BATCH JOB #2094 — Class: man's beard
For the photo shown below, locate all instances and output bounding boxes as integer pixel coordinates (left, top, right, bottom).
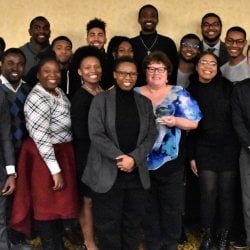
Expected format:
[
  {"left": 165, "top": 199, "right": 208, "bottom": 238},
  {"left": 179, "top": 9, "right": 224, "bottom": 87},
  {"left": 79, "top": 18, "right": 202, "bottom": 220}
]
[
  {"left": 35, "top": 37, "right": 49, "bottom": 46},
  {"left": 203, "top": 33, "right": 221, "bottom": 45}
]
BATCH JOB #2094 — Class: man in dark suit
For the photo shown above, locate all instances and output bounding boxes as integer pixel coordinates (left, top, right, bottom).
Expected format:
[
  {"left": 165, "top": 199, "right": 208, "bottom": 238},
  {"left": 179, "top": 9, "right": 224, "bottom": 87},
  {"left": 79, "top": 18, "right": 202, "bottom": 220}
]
[
  {"left": 200, "top": 12, "right": 228, "bottom": 66},
  {"left": 0, "top": 88, "right": 16, "bottom": 249}
]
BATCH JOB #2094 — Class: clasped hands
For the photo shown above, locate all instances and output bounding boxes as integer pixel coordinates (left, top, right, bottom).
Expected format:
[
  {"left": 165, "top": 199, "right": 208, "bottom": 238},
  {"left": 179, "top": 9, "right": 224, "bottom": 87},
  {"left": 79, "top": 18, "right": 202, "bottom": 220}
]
[{"left": 116, "top": 154, "right": 135, "bottom": 173}]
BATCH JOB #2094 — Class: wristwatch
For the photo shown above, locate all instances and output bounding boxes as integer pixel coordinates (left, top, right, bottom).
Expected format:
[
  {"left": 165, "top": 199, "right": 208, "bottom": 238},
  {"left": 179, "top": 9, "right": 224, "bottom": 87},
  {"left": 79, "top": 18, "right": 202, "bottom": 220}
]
[{"left": 8, "top": 173, "right": 17, "bottom": 178}]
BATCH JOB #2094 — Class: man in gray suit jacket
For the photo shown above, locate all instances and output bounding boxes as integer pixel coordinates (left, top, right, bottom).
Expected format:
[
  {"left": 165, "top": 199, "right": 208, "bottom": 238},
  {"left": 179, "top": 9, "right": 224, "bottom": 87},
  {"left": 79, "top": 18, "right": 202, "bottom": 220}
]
[
  {"left": 0, "top": 88, "right": 16, "bottom": 249},
  {"left": 82, "top": 56, "right": 157, "bottom": 250}
]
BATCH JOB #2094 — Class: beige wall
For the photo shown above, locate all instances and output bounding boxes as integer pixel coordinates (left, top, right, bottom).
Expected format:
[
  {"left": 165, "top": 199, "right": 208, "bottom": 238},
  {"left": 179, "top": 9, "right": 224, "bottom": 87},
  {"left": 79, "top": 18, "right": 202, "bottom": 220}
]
[{"left": 1, "top": 0, "right": 250, "bottom": 51}]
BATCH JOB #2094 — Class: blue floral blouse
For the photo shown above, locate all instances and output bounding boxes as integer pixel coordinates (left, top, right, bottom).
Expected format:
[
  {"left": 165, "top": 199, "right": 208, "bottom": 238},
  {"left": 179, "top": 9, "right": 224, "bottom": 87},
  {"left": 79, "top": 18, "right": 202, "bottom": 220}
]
[{"left": 135, "top": 86, "right": 202, "bottom": 170}]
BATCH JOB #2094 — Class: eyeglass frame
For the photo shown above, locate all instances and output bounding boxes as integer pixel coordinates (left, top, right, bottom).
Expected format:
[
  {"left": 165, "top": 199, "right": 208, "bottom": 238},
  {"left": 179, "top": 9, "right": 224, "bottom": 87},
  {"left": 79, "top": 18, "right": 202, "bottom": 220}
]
[
  {"left": 181, "top": 42, "right": 200, "bottom": 49},
  {"left": 225, "top": 38, "right": 246, "bottom": 46},
  {"left": 115, "top": 71, "right": 138, "bottom": 78},
  {"left": 201, "top": 22, "right": 221, "bottom": 28},
  {"left": 146, "top": 66, "right": 167, "bottom": 74},
  {"left": 198, "top": 59, "right": 217, "bottom": 67}
]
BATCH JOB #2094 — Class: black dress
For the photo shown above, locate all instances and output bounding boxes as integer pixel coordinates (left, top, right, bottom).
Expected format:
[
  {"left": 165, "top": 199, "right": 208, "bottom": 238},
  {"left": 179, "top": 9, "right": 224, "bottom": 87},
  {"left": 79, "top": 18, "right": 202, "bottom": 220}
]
[
  {"left": 187, "top": 73, "right": 239, "bottom": 172},
  {"left": 71, "top": 87, "right": 93, "bottom": 196}
]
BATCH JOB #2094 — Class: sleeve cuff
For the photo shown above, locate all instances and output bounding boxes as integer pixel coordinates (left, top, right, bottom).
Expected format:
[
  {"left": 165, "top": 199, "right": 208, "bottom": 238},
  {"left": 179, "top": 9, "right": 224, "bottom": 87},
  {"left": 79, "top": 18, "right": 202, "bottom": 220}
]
[
  {"left": 47, "top": 160, "right": 61, "bottom": 175},
  {"left": 5, "top": 165, "right": 16, "bottom": 175}
]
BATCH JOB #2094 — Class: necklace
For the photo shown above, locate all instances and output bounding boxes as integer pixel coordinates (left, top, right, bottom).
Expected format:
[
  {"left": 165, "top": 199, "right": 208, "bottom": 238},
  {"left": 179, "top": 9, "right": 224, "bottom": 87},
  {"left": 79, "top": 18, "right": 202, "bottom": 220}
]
[
  {"left": 82, "top": 84, "right": 103, "bottom": 96},
  {"left": 139, "top": 35, "right": 158, "bottom": 55}
]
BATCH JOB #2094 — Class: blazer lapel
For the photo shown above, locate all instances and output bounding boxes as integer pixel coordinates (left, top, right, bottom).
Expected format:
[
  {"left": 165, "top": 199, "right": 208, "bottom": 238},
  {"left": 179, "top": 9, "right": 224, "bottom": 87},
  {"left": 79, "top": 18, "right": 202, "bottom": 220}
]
[{"left": 105, "top": 88, "right": 120, "bottom": 147}]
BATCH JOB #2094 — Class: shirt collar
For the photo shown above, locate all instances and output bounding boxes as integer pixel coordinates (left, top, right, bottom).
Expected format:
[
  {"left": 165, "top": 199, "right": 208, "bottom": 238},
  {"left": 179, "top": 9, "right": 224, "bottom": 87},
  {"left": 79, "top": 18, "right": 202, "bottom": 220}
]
[
  {"left": 0, "top": 75, "right": 25, "bottom": 93},
  {"left": 202, "top": 40, "right": 221, "bottom": 57}
]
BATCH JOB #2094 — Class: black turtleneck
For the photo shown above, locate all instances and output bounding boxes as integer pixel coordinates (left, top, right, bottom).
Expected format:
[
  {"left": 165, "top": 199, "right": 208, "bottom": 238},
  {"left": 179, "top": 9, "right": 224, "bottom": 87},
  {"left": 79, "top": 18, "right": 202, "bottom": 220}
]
[
  {"left": 114, "top": 86, "right": 141, "bottom": 188},
  {"left": 115, "top": 86, "right": 139, "bottom": 153}
]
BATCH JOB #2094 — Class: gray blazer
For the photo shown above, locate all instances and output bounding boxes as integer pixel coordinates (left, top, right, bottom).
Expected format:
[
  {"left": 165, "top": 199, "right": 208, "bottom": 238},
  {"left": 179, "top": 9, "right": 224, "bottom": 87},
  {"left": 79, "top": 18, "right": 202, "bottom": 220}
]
[
  {"left": 0, "top": 89, "right": 15, "bottom": 182},
  {"left": 82, "top": 87, "right": 157, "bottom": 193}
]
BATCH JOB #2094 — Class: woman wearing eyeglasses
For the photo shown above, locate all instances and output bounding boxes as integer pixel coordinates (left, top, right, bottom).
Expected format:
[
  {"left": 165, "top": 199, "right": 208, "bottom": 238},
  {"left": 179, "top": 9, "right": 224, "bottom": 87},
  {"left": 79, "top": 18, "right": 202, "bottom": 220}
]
[
  {"left": 134, "top": 50, "right": 202, "bottom": 250},
  {"left": 82, "top": 56, "right": 157, "bottom": 250},
  {"left": 187, "top": 51, "right": 240, "bottom": 250}
]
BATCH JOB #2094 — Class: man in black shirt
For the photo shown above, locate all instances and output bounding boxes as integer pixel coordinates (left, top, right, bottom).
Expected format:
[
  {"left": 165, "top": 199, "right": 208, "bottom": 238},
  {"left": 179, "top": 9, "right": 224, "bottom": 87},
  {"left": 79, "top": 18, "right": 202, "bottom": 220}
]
[{"left": 131, "top": 4, "right": 178, "bottom": 86}]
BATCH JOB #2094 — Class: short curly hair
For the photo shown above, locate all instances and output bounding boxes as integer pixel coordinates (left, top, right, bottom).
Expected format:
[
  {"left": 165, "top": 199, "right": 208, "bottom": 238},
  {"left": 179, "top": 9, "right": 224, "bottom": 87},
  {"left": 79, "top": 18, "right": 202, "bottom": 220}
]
[
  {"left": 142, "top": 51, "right": 173, "bottom": 75},
  {"left": 86, "top": 18, "right": 106, "bottom": 33},
  {"left": 71, "top": 45, "right": 104, "bottom": 70}
]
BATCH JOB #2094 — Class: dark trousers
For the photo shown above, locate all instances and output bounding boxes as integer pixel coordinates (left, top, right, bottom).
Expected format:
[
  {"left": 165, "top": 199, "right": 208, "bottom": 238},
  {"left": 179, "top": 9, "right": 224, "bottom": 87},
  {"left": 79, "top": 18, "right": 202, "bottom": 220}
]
[
  {"left": 239, "top": 148, "right": 250, "bottom": 246},
  {"left": 0, "top": 181, "right": 10, "bottom": 250},
  {"left": 35, "top": 219, "right": 64, "bottom": 250},
  {"left": 143, "top": 170, "right": 184, "bottom": 250},
  {"left": 199, "top": 170, "right": 236, "bottom": 230},
  {"left": 92, "top": 185, "right": 147, "bottom": 250}
]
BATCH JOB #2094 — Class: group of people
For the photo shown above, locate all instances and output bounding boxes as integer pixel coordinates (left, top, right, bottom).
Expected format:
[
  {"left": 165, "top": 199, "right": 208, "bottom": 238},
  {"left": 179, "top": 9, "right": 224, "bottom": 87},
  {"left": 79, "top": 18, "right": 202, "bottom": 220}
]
[{"left": 1, "top": 3, "right": 250, "bottom": 250}]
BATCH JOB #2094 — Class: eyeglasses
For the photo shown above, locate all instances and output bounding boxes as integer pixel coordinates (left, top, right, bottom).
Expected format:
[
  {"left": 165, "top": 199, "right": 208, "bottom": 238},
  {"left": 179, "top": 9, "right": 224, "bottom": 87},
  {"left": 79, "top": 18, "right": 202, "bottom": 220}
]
[
  {"left": 199, "top": 59, "right": 217, "bottom": 67},
  {"left": 115, "top": 71, "right": 138, "bottom": 78},
  {"left": 202, "top": 22, "right": 220, "bottom": 28},
  {"left": 147, "top": 66, "right": 167, "bottom": 74},
  {"left": 225, "top": 38, "right": 246, "bottom": 46},
  {"left": 181, "top": 42, "right": 200, "bottom": 49}
]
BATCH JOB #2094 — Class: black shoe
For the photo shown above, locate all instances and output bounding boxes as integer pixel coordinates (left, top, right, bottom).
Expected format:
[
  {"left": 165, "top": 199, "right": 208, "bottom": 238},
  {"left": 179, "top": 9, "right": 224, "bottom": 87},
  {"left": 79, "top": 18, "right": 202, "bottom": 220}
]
[
  {"left": 64, "top": 227, "right": 83, "bottom": 245},
  {"left": 233, "top": 240, "right": 247, "bottom": 249},
  {"left": 199, "top": 228, "right": 212, "bottom": 250},
  {"left": 217, "top": 230, "right": 229, "bottom": 250},
  {"left": 10, "top": 241, "right": 33, "bottom": 250}
]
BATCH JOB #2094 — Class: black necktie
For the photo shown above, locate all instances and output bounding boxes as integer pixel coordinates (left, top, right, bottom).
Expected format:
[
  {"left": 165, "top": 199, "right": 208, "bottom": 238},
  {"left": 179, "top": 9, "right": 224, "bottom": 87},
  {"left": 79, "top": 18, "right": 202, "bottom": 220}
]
[{"left": 207, "top": 48, "right": 215, "bottom": 53}]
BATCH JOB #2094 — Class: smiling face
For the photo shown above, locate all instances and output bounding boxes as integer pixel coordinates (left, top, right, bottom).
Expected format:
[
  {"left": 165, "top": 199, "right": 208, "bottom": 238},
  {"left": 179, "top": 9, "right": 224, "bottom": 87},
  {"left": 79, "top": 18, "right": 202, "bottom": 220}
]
[
  {"left": 86, "top": 27, "right": 107, "bottom": 50},
  {"left": 138, "top": 6, "right": 158, "bottom": 34},
  {"left": 201, "top": 16, "right": 222, "bottom": 44},
  {"left": 116, "top": 41, "right": 134, "bottom": 59},
  {"left": 180, "top": 38, "right": 200, "bottom": 62},
  {"left": 52, "top": 40, "right": 72, "bottom": 66},
  {"left": 146, "top": 61, "right": 168, "bottom": 87},
  {"left": 29, "top": 19, "right": 51, "bottom": 45},
  {"left": 225, "top": 30, "right": 246, "bottom": 60},
  {"left": 113, "top": 62, "right": 137, "bottom": 91},
  {"left": 196, "top": 54, "right": 218, "bottom": 83},
  {"left": 1, "top": 53, "right": 25, "bottom": 87},
  {"left": 37, "top": 60, "right": 61, "bottom": 91},
  {"left": 78, "top": 56, "right": 102, "bottom": 85}
]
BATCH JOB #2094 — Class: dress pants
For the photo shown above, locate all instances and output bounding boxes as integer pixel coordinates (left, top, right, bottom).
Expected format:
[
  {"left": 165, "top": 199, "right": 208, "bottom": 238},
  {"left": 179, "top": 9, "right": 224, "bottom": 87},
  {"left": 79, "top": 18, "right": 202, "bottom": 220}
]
[
  {"left": 92, "top": 182, "right": 147, "bottom": 250},
  {"left": 0, "top": 179, "right": 10, "bottom": 249},
  {"left": 143, "top": 169, "right": 184, "bottom": 250},
  {"left": 239, "top": 147, "right": 250, "bottom": 246}
]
